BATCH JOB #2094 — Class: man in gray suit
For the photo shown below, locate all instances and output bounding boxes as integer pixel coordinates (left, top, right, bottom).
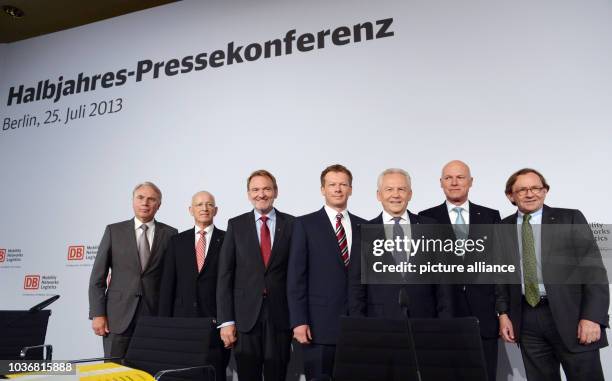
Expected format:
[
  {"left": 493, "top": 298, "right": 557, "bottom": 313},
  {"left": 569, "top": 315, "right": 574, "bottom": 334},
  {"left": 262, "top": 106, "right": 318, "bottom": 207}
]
[{"left": 89, "top": 182, "right": 178, "bottom": 358}]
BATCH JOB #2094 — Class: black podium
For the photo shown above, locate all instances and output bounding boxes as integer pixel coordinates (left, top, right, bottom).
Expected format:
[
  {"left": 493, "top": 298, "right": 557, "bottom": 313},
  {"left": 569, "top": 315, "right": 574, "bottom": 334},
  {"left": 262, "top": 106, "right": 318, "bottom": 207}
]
[
  {"left": 334, "top": 316, "right": 487, "bottom": 381},
  {"left": 0, "top": 310, "right": 51, "bottom": 360}
]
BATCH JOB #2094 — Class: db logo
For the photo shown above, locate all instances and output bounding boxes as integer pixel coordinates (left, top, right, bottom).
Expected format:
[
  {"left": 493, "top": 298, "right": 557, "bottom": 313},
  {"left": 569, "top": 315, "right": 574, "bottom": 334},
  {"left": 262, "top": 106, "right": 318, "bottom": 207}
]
[
  {"left": 24, "top": 275, "right": 40, "bottom": 290},
  {"left": 0, "top": 249, "right": 5, "bottom": 262},
  {"left": 67, "top": 245, "right": 85, "bottom": 260}
]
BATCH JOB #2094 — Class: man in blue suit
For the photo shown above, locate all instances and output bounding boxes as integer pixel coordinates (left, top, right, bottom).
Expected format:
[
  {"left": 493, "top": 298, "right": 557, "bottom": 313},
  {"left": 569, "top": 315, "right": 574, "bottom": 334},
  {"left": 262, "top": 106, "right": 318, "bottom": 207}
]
[{"left": 288, "top": 164, "right": 367, "bottom": 380}]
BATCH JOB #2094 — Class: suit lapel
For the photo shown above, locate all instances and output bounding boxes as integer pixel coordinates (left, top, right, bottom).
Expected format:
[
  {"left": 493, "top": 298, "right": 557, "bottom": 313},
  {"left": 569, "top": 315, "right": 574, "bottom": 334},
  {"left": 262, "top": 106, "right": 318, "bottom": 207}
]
[
  {"left": 541, "top": 205, "right": 555, "bottom": 265},
  {"left": 434, "top": 203, "right": 453, "bottom": 225},
  {"left": 469, "top": 202, "right": 484, "bottom": 224},
  {"left": 145, "top": 222, "right": 165, "bottom": 273},
  {"left": 181, "top": 229, "right": 199, "bottom": 278},
  {"left": 266, "top": 210, "right": 285, "bottom": 271},
  {"left": 126, "top": 219, "right": 142, "bottom": 270},
  {"left": 318, "top": 208, "right": 346, "bottom": 268},
  {"left": 201, "top": 227, "right": 221, "bottom": 274}
]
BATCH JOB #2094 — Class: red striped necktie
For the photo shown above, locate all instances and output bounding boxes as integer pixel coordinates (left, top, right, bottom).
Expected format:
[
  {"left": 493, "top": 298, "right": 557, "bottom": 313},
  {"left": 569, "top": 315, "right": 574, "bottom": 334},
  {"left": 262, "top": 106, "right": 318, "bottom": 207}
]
[{"left": 335, "top": 213, "right": 349, "bottom": 267}]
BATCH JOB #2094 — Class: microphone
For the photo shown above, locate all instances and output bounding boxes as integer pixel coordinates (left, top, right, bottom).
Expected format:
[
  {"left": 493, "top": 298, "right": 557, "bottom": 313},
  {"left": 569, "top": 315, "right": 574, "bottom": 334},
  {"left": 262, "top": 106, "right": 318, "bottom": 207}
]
[
  {"left": 29, "top": 295, "right": 60, "bottom": 312},
  {"left": 398, "top": 288, "right": 410, "bottom": 318}
]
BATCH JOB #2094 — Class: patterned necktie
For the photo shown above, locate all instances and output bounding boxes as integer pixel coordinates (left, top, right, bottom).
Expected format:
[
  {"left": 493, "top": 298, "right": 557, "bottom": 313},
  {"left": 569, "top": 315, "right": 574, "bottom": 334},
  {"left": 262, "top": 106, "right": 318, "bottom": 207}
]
[
  {"left": 336, "top": 213, "right": 349, "bottom": 267},
  {"left": 137, "top": 224, "right": 151, "bottom": 271},
  {"left": 260, "top": 215, "right": 272, "bottom": 267},
  {"left": 196, "top": 229, "right": 206, "bottom": 272},
  {"left": 392, "top": 217, "right": 407, "bottom": 265},
  {"left": 522, "top": 214, "right": 540, "bottom": 306},
  {"left": 453, "top": 207, "right": 468, "bottom": 240}
]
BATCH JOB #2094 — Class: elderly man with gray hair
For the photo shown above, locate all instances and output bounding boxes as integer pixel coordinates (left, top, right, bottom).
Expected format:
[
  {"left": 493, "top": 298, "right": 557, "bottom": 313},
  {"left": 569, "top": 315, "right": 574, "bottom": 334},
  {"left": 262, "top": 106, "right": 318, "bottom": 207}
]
[
  {"left": 349, "top": 168, "right": 452, "bottom": 320},
  {"left": 88, "top": 181, "right": 178, "bottom": 358}
]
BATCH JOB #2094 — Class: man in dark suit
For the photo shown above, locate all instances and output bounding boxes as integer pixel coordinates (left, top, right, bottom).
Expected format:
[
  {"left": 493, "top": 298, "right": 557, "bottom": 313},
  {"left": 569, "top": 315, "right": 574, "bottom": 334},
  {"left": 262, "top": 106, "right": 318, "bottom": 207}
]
[
  {"left": 159, "top": 191, "right": 229, "bottom": 380},
  {"left": 89, "top": 181, "right": 178, "bottom": 358},
  {"left": 350, "top": 167, "right": 452, "bottom": 320},
  {"left": 496, "top": 168, "right": 609, "bottom": 381},
  {"left": 217, "top": 170, "right": 294, "bottom": 381},
  {"left": 419, "top": 160, "right": 500, "bottom": 381},
  {"left": 288, "top": 164, "right": 367, "bottom": 380}
]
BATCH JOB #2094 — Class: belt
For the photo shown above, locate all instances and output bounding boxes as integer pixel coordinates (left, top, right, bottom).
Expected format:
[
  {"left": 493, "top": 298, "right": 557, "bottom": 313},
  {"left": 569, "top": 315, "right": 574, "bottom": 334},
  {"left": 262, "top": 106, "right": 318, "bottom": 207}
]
[{"left": 524, "top": 295, "right": 548, "bottom": 307}]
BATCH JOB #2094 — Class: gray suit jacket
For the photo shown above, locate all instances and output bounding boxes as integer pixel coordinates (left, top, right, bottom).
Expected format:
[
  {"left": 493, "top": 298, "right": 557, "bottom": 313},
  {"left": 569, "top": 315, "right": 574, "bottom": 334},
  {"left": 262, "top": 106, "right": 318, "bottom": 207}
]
[{"left": 88, "top": 218, "right": 177, "bottom": 334}]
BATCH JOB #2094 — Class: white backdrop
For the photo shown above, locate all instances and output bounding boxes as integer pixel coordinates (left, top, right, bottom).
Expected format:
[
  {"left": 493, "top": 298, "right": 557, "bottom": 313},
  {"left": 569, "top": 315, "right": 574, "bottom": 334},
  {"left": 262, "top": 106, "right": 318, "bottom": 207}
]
[{"left": 1, "top": 1, "right": 611, "bottom": 380}]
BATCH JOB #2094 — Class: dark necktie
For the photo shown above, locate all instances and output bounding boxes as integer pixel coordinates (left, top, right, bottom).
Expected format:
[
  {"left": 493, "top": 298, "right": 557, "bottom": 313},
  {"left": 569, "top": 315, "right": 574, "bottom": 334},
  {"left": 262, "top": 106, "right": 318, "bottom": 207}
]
[
  {"left": 392, "top": 217, "right": 407, "bottom": 265},
  {"left": 260, "top": 215, "right": 271, "bottom": 267}
]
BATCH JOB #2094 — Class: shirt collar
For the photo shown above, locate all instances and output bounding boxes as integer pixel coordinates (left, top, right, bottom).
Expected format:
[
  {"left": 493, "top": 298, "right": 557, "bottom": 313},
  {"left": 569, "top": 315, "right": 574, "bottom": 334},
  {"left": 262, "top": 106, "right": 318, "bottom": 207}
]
[
  {"left": 382, "top": 210, "right": 409, "bottom": 223},
  {"left": 134, "top": 218, "right": 155, "bottom": 230},
  {"left": 518, "top": 207, "right": 543, "bottom": 219},
  {"left": 194, "top": 224, "right": 214, "bottom": 235},
  {"left": 324, "top": 205, "right": 348, "bottom": 220},
  {"left": 254, "top": 208, "right": 276, "bottom": 222},
  {"left": 446, "top": 200, "right": 469, "bottom": 213}
]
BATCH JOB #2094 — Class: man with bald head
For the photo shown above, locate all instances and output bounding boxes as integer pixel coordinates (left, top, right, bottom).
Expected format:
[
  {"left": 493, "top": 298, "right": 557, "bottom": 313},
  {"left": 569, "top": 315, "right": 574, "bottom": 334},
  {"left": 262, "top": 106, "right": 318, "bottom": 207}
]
[
  {"left": 419, "top": 160, "right": 501, "bottom": 381},
  {"left": 159, "top": 191, "right": 229, "bottom": 380}
]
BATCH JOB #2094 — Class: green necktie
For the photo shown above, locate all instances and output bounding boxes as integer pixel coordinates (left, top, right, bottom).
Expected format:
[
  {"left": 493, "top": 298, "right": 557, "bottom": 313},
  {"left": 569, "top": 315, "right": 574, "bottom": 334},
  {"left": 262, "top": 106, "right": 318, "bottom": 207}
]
[{"left": 522, "top": 214, "right": 540, "bottom": 307}]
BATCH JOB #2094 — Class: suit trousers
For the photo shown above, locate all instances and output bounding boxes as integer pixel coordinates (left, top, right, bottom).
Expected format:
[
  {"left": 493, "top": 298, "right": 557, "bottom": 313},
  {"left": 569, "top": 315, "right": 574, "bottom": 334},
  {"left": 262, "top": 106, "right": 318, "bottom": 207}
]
[
  {"left": 234, "top": 298, "right": 292, "bottom": 381},
  {"left": 102, "top": 296, "right": 151, "bottom": 359},
  {"left": 519, "top": 298, "right": 604, "bottom": 381},
  {"left": 301, "top": 343, "right": 336, "bottom": 381},
  {"left": 454, "top": 291, "right": 498, "bottom": 381}
]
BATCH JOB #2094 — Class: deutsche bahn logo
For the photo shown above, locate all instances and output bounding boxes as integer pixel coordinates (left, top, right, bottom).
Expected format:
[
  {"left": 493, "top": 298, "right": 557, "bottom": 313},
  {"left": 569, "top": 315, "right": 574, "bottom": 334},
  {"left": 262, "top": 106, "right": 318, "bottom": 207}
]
[
  {"left": 0, "top": 249, "right": 5, "bottom": 262},
  {"left": 67, "top": 245, "right": 85, "bottom": 260},
  {"left": 24, "top": 275, "right": 40, "bottom": 290}
]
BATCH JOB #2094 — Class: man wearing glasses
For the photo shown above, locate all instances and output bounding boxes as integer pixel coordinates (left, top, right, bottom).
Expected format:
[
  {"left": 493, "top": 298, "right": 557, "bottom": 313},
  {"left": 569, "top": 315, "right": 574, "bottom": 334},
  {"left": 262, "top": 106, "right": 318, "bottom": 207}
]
[{"left": 496, "top": 168, "right": 609, "bottom": 381}]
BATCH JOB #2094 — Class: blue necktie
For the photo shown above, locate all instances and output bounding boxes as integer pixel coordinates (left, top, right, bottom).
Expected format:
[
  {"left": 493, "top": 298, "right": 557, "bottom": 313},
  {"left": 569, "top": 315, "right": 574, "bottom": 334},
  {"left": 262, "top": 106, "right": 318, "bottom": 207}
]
[{"left": 453, "top": 207, "right": 468, "bottom": 240}]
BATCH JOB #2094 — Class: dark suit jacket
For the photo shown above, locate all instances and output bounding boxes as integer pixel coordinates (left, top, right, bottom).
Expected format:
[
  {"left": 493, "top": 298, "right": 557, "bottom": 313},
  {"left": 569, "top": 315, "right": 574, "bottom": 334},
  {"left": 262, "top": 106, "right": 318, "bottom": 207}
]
[
  {"left": 216, "top": 209, "right": 294, "bottom": 333},
  {"left": 349, "top": 211, "right": 452, "bottom": 320},
  {"left": 89, "top": 218, "right": 178, "bottom": 334},
  {"left": 495, "top": 205, "right": 609, "bottom": 352},
  {"left": 287, "top": 207, "right": 367, "bottom": 345},
  {"left": 159, "top": 226, "right": 225, "bottom": 319},
  {"left": 419, "top": 201, "right": 501, "bottom": 338}
]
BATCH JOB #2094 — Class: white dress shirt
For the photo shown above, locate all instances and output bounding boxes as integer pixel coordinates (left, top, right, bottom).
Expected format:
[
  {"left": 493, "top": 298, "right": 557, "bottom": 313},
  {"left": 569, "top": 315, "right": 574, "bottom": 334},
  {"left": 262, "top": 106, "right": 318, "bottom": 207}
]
[
  {"left": 194, "top": 224, "right": 214, "bottom": 256},
  {"left": 446, "top": 200, "right": 470, "bottom": 225}
]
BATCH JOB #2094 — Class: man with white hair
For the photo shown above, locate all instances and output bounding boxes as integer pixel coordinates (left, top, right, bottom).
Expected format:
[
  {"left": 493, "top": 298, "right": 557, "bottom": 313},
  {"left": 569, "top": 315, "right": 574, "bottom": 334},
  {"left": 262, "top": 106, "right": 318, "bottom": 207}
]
[
  {"left": 89, "top": 181, "right": 178, "bottom": 358},
  {"left": 349, "top": 168, "right": 451, "bottom": 319},
  {"left": 159, "top": 191, "right": 229, "bottom": 380}
]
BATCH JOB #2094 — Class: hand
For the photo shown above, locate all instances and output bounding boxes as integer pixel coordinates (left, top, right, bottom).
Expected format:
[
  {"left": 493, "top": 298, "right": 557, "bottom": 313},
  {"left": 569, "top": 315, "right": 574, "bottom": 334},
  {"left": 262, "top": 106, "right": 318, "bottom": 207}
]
[
  {"left": 577, "top": 319, "right": 601, "bottom": 345},
  {"left": 293, "top": 324, "right": 312, "bottom": 344},
  {"left": 498, "top": 314, "right": 515, "bottom": 343},
  {"left": 220, "top": 325, "right": 237, "bottom": 348},
  {"left": 92, "top": 316, "right": 109, "bottom": 336}
]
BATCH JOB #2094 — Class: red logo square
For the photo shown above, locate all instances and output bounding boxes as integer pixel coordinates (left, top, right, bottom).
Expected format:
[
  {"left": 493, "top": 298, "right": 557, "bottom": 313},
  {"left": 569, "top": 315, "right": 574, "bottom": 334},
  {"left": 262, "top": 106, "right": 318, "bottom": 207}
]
[
  {"left": 67, "top": 245, "right": 85, "bottom": 260},
  {"left": 24, "top": 275, "right": 40, "bottom": 290}
]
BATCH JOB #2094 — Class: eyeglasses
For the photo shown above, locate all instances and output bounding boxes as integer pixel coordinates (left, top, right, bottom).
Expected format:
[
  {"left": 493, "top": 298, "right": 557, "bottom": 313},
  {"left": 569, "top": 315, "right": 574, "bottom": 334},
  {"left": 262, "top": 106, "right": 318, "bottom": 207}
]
[{"left": 514, "top": 186, "right": 546, "bottom": 196}]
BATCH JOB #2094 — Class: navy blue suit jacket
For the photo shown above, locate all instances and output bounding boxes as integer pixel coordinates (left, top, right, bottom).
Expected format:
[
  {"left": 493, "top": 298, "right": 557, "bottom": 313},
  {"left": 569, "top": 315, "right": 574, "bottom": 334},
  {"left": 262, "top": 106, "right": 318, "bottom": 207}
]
[
  {"left": 287, "top": 207, "right": 367, "bottom": 345},
  {"left": 349, "top": 211, "right": 453, "bottom": 320},
  {"left": 419, "top": 201, "right": 501, "bottom": 338}
]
